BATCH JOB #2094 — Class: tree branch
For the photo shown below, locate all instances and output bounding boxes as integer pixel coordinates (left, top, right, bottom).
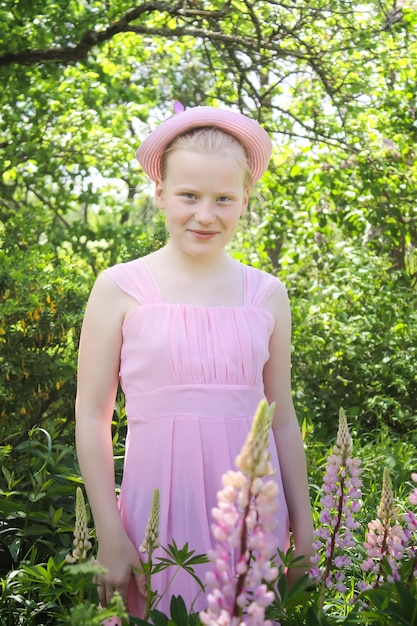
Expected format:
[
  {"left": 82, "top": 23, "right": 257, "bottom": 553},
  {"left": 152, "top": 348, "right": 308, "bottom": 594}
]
[
  {"left": 0, "top": 2, "right": 311, "bottom": 67},
  {"left": 0, "top": 1, "right": 179, "bottom": 66},
  {"left": 26, "top": 185, "right": 71, "bottom": 229}
]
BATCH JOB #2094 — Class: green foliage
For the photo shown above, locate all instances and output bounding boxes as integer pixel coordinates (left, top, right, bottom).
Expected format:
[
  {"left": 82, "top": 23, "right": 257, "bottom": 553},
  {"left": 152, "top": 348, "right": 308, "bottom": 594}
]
[
  {"left": 0, "top": 404, "right": 415, "bottom": 623},
  {"left": 0, "top": 558, "right": 128, "bottom": 625},
  {"left": 0, "top": 195, "right": 166, "bottom": 440},
  {"left": 285, "top": 243, "right": 417, "bottom": 438},
  {"left": 1, "top": 0, "right": 416, "bottom": 438},
  {"left": 0, "top": 241, "right": 85, "bottom": 440},
  {"left": 0, "top": 428, "right": 80, "bottom": 577},
  {"left": 267, "top": 567, "right": 417, "bottom": 625}
]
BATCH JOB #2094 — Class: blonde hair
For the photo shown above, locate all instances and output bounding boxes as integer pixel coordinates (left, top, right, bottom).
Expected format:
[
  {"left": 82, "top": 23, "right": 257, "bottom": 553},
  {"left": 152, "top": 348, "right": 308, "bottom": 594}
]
[{"left": 161, "top": 127, "right": 254, "bottom": 188}]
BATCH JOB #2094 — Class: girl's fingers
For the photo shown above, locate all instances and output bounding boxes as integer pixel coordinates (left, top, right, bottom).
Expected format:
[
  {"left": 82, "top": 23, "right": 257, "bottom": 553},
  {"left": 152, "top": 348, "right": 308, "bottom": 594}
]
[
  {"left": 132, "top": 574, "right": 147, "bottom": 616},
  {"left": 93, "top": 576, "right": 114, "bottom": 608},
  {"left": 99, "top": 583, "right": 108, "bottom": 606},
  {"left": 106, "top": 583, "right": 117, "bottom": 605},
  {"left": 93, "top": 569, "right": 132, "bottom": 607},
  {"left": 134, "top": 571, "right": 147, "bottom": 597},
  {"left": 104, "top": 581, "right": 129, "bottom": 607},
  {"left": 116, "top": 582, "right": 129, "bottom": 607},
  {"left": 93, "top": 575, "right": 103, "bottom": 603}
]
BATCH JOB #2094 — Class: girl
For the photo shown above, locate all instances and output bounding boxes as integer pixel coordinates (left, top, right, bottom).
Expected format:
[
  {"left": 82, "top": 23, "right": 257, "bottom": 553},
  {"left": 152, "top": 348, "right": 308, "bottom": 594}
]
[{"left": 75, "top": 105, "right": 314, "bottom": 618}]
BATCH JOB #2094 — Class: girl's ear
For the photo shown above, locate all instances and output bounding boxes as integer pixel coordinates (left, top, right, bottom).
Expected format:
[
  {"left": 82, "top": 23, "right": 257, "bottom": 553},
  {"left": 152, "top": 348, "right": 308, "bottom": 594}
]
[
  {"left": 240, "top": 187, "right": 250, "bottom": 216},
  {"left": 154, "top": 179, "right": 165, "bottom": 210}
]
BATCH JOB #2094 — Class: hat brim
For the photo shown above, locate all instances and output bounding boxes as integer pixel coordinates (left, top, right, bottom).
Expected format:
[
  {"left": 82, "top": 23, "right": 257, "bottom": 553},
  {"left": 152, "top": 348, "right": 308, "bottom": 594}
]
[{"left": 135, "top": 106, "right": 272, "bottom": 184}]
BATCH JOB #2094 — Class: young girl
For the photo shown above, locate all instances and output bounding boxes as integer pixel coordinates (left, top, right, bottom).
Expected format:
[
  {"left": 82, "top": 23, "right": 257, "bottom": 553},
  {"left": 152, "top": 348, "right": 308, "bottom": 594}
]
[{"left": 75, "top": 105, "right": 314, "bottom": 619}]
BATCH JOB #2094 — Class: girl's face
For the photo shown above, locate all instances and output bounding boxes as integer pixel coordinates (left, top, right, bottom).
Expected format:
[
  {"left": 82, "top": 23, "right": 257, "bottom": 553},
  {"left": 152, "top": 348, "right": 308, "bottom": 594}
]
[{"left": 155, "top": 148, "right": 249, "bottom": 259}]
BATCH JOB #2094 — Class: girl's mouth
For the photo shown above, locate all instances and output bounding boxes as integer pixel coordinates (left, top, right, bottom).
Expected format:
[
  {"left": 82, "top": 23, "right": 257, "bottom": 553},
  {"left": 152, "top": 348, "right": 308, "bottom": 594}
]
[{"left": 189, "top": 229, "right": 218, "bottom": 240}]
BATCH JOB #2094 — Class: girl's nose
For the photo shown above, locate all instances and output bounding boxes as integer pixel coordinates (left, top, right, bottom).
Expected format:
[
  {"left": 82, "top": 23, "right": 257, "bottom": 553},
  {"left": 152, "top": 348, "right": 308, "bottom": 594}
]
[{"left": 195, "top": 201, "right": 216, "bottom": 224}]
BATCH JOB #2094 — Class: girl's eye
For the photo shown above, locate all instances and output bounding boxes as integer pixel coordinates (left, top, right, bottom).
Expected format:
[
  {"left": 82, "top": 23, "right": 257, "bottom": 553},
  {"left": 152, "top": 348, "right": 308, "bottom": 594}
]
[
  {"left": 218, "top": 196, "right": 232, "bottom": 203},
  {"left": 181, "top": 193, "right": 196, "bottom": 200}
]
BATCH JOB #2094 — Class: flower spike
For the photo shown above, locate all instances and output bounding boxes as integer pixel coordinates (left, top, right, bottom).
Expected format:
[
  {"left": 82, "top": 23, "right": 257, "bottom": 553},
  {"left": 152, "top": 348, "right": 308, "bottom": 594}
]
[
  {"left": 66, "top": 486, "right": 92, "bottom": 564},
  {"left": 140, "top": 488, "right": 160, "bottom": 554},
  {"left": 201, "top": 400, "right": 278, "bottom": 626}
]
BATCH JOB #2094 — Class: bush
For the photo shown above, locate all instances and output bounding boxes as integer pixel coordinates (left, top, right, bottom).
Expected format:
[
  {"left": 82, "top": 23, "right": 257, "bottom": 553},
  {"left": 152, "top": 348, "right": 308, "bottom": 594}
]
[{"left": 284, "top": 242, "right": 417, "bottom": 439}]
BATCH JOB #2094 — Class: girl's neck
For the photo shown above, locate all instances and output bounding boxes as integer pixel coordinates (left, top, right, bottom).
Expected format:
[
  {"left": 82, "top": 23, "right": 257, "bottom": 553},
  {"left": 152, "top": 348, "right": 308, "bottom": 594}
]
[
  {"left": 147, "top": 243, "right": 243, "bottom": 307},
  {"left": 157, "top": 241, "right": 234, "bottom": 277}
]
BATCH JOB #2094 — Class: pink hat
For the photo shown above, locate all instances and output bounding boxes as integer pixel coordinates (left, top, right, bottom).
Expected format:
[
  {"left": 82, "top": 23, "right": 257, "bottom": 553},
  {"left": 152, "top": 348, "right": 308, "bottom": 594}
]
[{"left": 135, "top": 105, "right": 272, "bottom": 184}]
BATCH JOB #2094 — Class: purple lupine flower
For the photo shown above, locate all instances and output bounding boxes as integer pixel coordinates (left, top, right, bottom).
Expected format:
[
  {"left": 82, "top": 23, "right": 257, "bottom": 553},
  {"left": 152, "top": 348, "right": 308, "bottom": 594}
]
[
  {"left": 310, "top": 408, "right": 362, "bottom": 608},
  {"left": 200, "top": 401, "right": 278, "bottom": 626}
]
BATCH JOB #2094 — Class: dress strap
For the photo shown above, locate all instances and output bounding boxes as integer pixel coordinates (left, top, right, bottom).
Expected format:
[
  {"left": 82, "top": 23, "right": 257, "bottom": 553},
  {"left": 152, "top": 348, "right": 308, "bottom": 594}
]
[
  {"left": 103, "top": 258, "right": 162, "bottom": 305},
  {"left": 243, "top": 264, "right": 284, "bottom": 307}
]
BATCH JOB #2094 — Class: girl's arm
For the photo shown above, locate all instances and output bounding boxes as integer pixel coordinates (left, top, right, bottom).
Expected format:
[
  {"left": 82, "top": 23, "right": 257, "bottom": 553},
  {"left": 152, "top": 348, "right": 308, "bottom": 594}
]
[
  {"left": 263, "top": 281, "right": 315, "bottom": 583},
  {"left": 75, "top": 273, "right": 144, "bottom": 607}
]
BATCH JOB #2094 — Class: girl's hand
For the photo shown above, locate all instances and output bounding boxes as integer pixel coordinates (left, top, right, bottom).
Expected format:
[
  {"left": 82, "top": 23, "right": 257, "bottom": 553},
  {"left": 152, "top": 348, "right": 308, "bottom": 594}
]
[
  {"left": 94, "top": 533, "right": 146, "bottom": 608},
  {"left": 287, "top": 545, "right": 314, "bottom": 588}
]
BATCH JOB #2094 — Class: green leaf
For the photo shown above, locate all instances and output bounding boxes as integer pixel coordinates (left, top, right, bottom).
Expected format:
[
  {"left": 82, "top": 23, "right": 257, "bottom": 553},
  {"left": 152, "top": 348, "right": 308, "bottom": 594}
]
[
  {"left": 148, "top": 609, "right": 169, "bottom": 626},
  {"left": 169, "top": 595, "right": 188, "bottom": 626}
]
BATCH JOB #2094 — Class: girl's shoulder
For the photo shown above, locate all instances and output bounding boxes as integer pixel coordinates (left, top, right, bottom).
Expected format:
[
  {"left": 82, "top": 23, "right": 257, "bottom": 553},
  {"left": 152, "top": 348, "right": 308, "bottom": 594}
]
[
  {"left": 104, "top": 256, "right": 144, "bottom": 277},
  {"left": 103, "top": 256, "right": 161, "bottom": 304},
  {"left": 243, "top": 263, "right": 287, "bottom": 307}
]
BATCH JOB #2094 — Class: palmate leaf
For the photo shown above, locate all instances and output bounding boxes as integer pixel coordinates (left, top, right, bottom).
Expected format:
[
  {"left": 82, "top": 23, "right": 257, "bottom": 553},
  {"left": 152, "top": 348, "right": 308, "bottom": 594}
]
[
  {"left": 151, "top": 540, "right": 209, "bottom": 592},
  {"left": 162, "top": 540, "right": 209, "bottom": 565}
]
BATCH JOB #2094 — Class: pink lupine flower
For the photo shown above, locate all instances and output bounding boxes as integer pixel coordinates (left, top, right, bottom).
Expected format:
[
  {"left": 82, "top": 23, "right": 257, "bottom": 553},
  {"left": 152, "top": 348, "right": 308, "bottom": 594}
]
[
  {"left": 200, "top": 400, "right": 279, "bottom": 626},
  {"left": 66, "top": 486, "right": 92, "bottom": 564},
  {"left": 310, "top": 408, "right": 362, "bottom": 609},
  {"left": 361, "top": 468, "right": 407, "bottom": 587},
  {"left": 409, "top": 473, "right": 417, "bottom": 506},
  {"left": 402, "top": 473, "right": 417, "bottom": 579}
]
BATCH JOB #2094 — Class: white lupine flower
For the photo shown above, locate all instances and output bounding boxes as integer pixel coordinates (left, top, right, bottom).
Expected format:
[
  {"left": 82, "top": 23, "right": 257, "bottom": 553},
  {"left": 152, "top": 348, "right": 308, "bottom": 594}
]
[
  {"left": 140, "top": 488, "right": 160, "bottom": 553},
  {"left": 66, "top": 487, "right": 92, "bottom": 564}
]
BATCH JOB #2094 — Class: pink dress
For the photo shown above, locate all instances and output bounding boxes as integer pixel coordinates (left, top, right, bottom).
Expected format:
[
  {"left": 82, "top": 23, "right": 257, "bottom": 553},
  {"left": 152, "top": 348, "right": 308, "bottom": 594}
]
[{"left": 104, "top": 258, "right": 289, "bottom": 618}]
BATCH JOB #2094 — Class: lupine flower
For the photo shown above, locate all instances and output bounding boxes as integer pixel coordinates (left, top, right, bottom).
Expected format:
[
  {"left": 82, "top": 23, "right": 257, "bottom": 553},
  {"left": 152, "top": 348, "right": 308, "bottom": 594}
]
[
  {"left": 235, "top": 401, "right": 275, "bottom": 479},
  {"left": 402, "top": 472, "right": 417, "bottom": 579},
  {"left": 377, "top": 467, "right": 395, "bottom": 521},
  {"left": 200, "top": 400, "right": 278, "bottom": 626},
  {"left": 66, "top": 486, "right": 92, "bottom": 564},
  {"left": 361, "top": 468, "right": 407, "bottom": 586},
  {"left": 139, "top": 489, "right": 161, "bottom": 621},
  {"left": 140, "top": 488, "right": 160, "bottom": 553},
  {"left": 310, "top": 408, "right": 362, "bottom": 607},
  {"left": 409, "top": 473, "right": 417, "bottom": 506}
]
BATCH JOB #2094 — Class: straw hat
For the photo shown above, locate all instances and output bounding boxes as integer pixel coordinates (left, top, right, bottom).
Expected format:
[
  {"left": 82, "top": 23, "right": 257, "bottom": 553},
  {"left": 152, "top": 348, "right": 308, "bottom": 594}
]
[{"left": 135, "top": 105, "right": 272, "bottom": 184}]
